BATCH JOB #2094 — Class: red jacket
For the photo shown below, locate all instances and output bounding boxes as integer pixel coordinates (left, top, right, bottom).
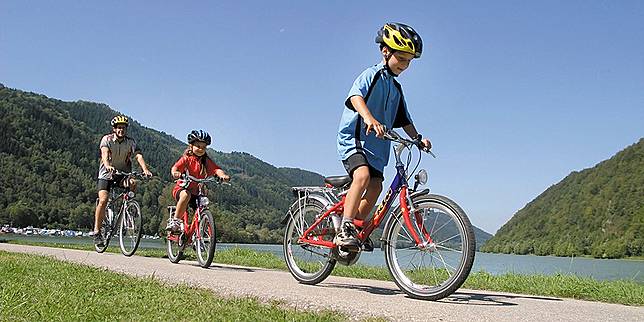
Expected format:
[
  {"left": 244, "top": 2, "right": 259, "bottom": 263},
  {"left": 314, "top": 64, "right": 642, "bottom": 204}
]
[{"left": 172, "top": 154, "right": 221, "bottom": 198}]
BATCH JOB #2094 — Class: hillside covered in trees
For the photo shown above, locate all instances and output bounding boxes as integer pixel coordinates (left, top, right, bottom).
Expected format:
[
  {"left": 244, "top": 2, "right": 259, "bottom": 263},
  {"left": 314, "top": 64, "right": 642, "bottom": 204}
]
[
  {"left": 481, "top": 139, "right": 644, "bottom": 258},
  {"left": 0, "top": 84, "right": 323, "bottom": 243},
  {"left": 0, "top": 84, "right": 493, "bottom": 246}
]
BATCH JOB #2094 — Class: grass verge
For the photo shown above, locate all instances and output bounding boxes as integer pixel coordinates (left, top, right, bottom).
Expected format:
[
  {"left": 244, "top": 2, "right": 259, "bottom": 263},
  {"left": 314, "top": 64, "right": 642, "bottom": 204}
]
[
  {"left": 4, "top": 239, "right": 643, "bottom": 306},
  {"left": 0, "top": 250, "right": 347, "bottom": 321}
]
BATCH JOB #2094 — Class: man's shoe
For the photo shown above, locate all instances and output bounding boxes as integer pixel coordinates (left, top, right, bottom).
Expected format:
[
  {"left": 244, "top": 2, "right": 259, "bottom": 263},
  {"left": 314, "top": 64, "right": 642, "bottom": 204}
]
[
  {"left": 94, "top": 233, "right": 105, "bottom": 247},
  {"left": 334, "top": 222, "right": 361, "bottom": 252}
]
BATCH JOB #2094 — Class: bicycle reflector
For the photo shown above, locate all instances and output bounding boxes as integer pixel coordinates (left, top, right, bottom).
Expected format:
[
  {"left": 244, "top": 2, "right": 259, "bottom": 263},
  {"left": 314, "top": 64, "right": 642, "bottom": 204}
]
[{"left": 128, "top": 191, "right": 135, "bottom": 198}]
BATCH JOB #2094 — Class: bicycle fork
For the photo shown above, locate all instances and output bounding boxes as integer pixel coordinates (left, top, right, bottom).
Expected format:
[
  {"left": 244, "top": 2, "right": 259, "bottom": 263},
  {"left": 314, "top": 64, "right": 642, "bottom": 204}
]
[{"left": 399, "top": 186, "right": 434, "bottom": 250}]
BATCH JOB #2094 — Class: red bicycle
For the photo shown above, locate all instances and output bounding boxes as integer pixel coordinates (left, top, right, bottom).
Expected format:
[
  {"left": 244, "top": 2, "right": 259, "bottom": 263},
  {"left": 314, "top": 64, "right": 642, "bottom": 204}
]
[
  {"left": 282, "top": 130, "right": 475, "bottom": 300},
  {"left": 166, "top": 174, "right": 226, "bottom": 268}
]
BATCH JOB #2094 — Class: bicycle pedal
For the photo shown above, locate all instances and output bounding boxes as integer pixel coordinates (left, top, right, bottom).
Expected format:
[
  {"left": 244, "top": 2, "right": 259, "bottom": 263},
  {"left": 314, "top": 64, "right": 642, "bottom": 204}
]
[{"left": 339, "top": 245, "right": 361, "bottom": 253}]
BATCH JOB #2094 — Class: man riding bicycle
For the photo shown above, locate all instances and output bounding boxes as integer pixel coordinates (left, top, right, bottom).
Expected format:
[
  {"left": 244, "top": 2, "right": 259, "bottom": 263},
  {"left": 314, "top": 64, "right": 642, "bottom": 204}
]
[{"left": 93, "top": 115, "right": 152, "bottom": 247}]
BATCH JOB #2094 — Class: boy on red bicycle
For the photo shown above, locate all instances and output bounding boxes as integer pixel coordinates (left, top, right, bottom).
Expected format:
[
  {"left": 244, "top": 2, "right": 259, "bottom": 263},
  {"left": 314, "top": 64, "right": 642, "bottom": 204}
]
[
  {"left": 335, "top": 23, "right": 431, "bottom": 251},
  {"left": 166, "top": 130, "right": 230, "bottom": 233}
]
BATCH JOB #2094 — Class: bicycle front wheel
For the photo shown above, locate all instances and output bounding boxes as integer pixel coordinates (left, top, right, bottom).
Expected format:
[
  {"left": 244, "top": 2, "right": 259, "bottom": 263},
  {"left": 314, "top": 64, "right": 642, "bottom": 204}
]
[
  {"left": 283, "top": 198, "right": 336, "bottom": 285},
  {"left": 195, "top": 210, "right": 216, "bottom": 268},
  {"left": 119, "top": 201, "right": 143, "bottom": 256},
  {"left": 383, "top": 194, "right": 475, "bottom": 300}
]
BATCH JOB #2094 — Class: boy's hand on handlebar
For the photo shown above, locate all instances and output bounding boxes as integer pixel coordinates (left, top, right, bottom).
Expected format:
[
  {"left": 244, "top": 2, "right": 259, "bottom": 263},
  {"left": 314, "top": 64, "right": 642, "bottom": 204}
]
[
  {"left": 364, "top": 117, "right": 385, "bottom": 138},
  {"left": 171, "top": 171, "right": 182, "bottom": 179},
  {"left": 106, "top": 165, "right": 116, "bottom": 173},
  {"left": 142, "top": 169, "right": 153, "bottom": 177},
  {"left": 421, "top": 138, "right": 432, "bottom": 151},
  {"left": 219, "top": 174, "right": 230, "bottom": 182}
]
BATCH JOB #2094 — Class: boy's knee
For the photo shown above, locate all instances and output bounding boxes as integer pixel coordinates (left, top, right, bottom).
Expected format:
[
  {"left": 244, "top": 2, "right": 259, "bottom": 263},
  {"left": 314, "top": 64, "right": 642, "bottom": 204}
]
[{"left": 352, "top": 167, "right": 371, "bottom": 186}]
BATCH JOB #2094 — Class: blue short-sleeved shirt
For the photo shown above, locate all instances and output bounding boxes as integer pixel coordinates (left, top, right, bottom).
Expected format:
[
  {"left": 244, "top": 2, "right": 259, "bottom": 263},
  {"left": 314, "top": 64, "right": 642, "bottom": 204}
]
[{"left": 337, "top": 63, "right": 413, "bottom": 172}]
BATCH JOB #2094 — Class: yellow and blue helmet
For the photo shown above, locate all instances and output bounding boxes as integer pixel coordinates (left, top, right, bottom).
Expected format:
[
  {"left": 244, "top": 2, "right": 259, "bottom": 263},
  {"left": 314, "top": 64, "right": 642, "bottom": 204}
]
[{"left": 376, "top": 22, "right": 423, "bottom": 58}]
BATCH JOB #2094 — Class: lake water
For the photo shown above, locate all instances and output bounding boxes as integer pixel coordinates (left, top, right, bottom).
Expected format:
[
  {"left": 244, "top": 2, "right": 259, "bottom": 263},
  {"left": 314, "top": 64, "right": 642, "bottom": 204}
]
[{"left": 3, "top": 234, "right": 642, "bottom": 283}]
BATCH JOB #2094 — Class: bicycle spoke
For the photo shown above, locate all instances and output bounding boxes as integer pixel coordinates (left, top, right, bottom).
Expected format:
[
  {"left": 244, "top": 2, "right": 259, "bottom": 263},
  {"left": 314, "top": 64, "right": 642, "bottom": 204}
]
[
  {"left": 393, "top": 215, "right": 416, "bottom": 244},
  {"left": 435, "top": 232, "right": 461, "bottom": 246}
]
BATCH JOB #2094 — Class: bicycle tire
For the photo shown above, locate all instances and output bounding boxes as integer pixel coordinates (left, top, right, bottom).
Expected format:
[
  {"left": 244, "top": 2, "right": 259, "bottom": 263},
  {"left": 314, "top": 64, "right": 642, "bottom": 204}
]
[
  {"left": 283, "top": 198, "right": 336, "bottom": 285},
  {"left": 119, "top": 200, "right": 143, "bottom": 257},
  {"left": 195, "top": 210, "right": 216, "bottom": 268},
  {"left": 383, "top": 194, "right": 475, "bottom": 300}
]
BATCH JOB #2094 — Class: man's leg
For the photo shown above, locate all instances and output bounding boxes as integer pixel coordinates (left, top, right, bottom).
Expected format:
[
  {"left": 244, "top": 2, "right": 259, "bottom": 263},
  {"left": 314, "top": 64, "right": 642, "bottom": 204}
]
[{"left": 94, "top": 189, "right": 109, "bottom": 246}]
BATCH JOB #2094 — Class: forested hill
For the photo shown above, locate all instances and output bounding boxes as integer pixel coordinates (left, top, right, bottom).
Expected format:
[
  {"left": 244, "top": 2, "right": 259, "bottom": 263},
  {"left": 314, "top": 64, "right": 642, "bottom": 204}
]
[
  {"left": 481, "top": 139, "right": 644, "bottom": 258},
  {"left": 0, "top": 84, "right": 323, "bottom": 242}
]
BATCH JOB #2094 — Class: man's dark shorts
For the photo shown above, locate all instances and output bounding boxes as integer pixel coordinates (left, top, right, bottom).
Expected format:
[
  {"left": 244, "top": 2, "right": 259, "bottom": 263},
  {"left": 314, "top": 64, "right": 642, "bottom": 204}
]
[
  {"left": 97, "top": 174, "right": 127, "bottom": 192},
  {"left": 342, "top": 153, "right": 384, "bottom": 180}
]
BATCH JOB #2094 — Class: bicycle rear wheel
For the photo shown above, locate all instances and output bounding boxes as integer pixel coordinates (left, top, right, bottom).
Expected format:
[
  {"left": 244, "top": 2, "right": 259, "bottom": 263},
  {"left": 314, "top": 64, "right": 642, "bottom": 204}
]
[
  {"left": 195, "top": 210, "right": 216, "bottom": 268},
  {"left": 383, "top": 194, "right": 475, "bottom": 300},
  {"left": 283, "top": 198, "right": 336, "bottom": 285},
  {"left": 119, "top": 200, "right": 143, "bottom": 256}
]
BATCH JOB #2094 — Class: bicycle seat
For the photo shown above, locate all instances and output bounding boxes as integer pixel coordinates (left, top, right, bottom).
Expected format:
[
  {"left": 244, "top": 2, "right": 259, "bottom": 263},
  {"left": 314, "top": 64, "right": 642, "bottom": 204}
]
[{"left": 324, "top": 175, "right": 351, "bottom": 188}]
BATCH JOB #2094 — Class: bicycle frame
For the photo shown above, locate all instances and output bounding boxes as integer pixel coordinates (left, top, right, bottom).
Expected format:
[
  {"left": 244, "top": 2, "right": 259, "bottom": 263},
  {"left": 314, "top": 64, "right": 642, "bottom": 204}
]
[
  {"left": 298, "top": 141, "right": 433, "bottom": 249},
  {"left": 167, "top": 181, "right": 210, "bottom": 244},
  {"left": 104, "top": 185, "right": 133, "bottom": 233}
]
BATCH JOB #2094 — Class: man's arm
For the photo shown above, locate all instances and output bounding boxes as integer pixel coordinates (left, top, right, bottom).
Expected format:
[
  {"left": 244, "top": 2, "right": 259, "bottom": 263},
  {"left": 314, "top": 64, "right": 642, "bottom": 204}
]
[
  {"left": 101, "top": 147, "right": 114, "bottom": 172},
  {"left": 135, "top": 153, "right": 153, "bottom": 176}
]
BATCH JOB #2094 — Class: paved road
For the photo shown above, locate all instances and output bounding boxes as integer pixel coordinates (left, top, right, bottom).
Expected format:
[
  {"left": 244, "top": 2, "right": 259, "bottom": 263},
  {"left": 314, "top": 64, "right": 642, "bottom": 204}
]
[{"left": 1, "top": 244, "right": 641, "bottom": 321}]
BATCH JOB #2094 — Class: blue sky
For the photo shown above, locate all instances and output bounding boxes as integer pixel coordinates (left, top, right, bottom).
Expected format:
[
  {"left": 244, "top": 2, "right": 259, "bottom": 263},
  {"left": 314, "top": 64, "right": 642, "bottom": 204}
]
[{"left": 2, "top": 1, "right": 643, "bottom": 234}]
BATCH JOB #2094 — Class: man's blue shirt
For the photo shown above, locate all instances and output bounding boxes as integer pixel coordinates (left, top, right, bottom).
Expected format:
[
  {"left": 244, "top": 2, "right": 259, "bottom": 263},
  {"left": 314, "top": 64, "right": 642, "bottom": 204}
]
[{"left": 337, "top": 63, "right": 413, "bottom": 173}]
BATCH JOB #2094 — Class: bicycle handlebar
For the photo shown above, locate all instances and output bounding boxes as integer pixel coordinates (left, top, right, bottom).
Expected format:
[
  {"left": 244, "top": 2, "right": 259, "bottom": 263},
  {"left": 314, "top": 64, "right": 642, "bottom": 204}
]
[
  {"left": 178, "top": 174, "right": 231, "bottom": 185},
  {"left": 113, "top": 170, "right": 152, "bottom": 179},
  {"left": 382, "top": 129, "right": 436, "bottom": 158}
]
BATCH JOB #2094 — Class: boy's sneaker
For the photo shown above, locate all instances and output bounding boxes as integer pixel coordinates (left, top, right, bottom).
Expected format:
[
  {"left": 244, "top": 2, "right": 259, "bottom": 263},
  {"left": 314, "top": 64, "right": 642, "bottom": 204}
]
[
  {"left": 94, "top": 233, "right": 104, "bottom": 247},
  {"left": 166, "top": 218, "right": 182, "bottom": 234},
  {"left": 334, "top": 222, "right": 361, "bottom": 252}
]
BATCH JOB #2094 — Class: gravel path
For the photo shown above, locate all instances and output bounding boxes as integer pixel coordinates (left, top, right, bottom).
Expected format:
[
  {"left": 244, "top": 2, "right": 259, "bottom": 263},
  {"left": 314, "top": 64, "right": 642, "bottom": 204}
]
[{"left": 1, "top": 243, "right": 641, "bottom": 321}]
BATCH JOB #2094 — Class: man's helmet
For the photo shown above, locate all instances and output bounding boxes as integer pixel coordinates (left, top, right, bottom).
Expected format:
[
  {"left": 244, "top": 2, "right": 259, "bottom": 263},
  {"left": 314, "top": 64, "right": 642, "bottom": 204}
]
[
  {"left": 187, "top": 130, "right": 211, "bottom": 145},
  {"left": 375, "top": 22, "right": 423, "bottom": 58},
  {"left": 111, "top": 115, "right": 129, "bottom": 127}
]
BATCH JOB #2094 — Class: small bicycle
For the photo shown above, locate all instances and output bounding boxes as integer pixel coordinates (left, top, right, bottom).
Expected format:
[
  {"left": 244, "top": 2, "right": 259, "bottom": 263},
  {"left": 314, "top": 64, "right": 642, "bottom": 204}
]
[
  {"left": 95, "top": 171, "right": 147, "bottom": 256},
  {"left": 166, "top": 174, "right": 227, "bottom": 268},
  {"left": 282, "top": 129, "right": 476, "bottom": 300}
]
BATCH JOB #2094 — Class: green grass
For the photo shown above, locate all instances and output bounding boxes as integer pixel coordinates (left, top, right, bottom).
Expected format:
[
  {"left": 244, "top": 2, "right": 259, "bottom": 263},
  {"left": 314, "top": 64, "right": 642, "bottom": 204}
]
[
  {"left": 0, "top": 251, "right": 346, "bottom": 321},
  {"left": 4, "top": 240, "right": 643, "bottom": 306}
]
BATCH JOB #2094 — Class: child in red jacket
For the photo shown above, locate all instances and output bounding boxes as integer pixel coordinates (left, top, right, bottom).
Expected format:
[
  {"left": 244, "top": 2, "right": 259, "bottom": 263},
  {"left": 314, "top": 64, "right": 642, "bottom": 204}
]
[{"left": 166, "top": 130, "right": 229, "bottom": 233}]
